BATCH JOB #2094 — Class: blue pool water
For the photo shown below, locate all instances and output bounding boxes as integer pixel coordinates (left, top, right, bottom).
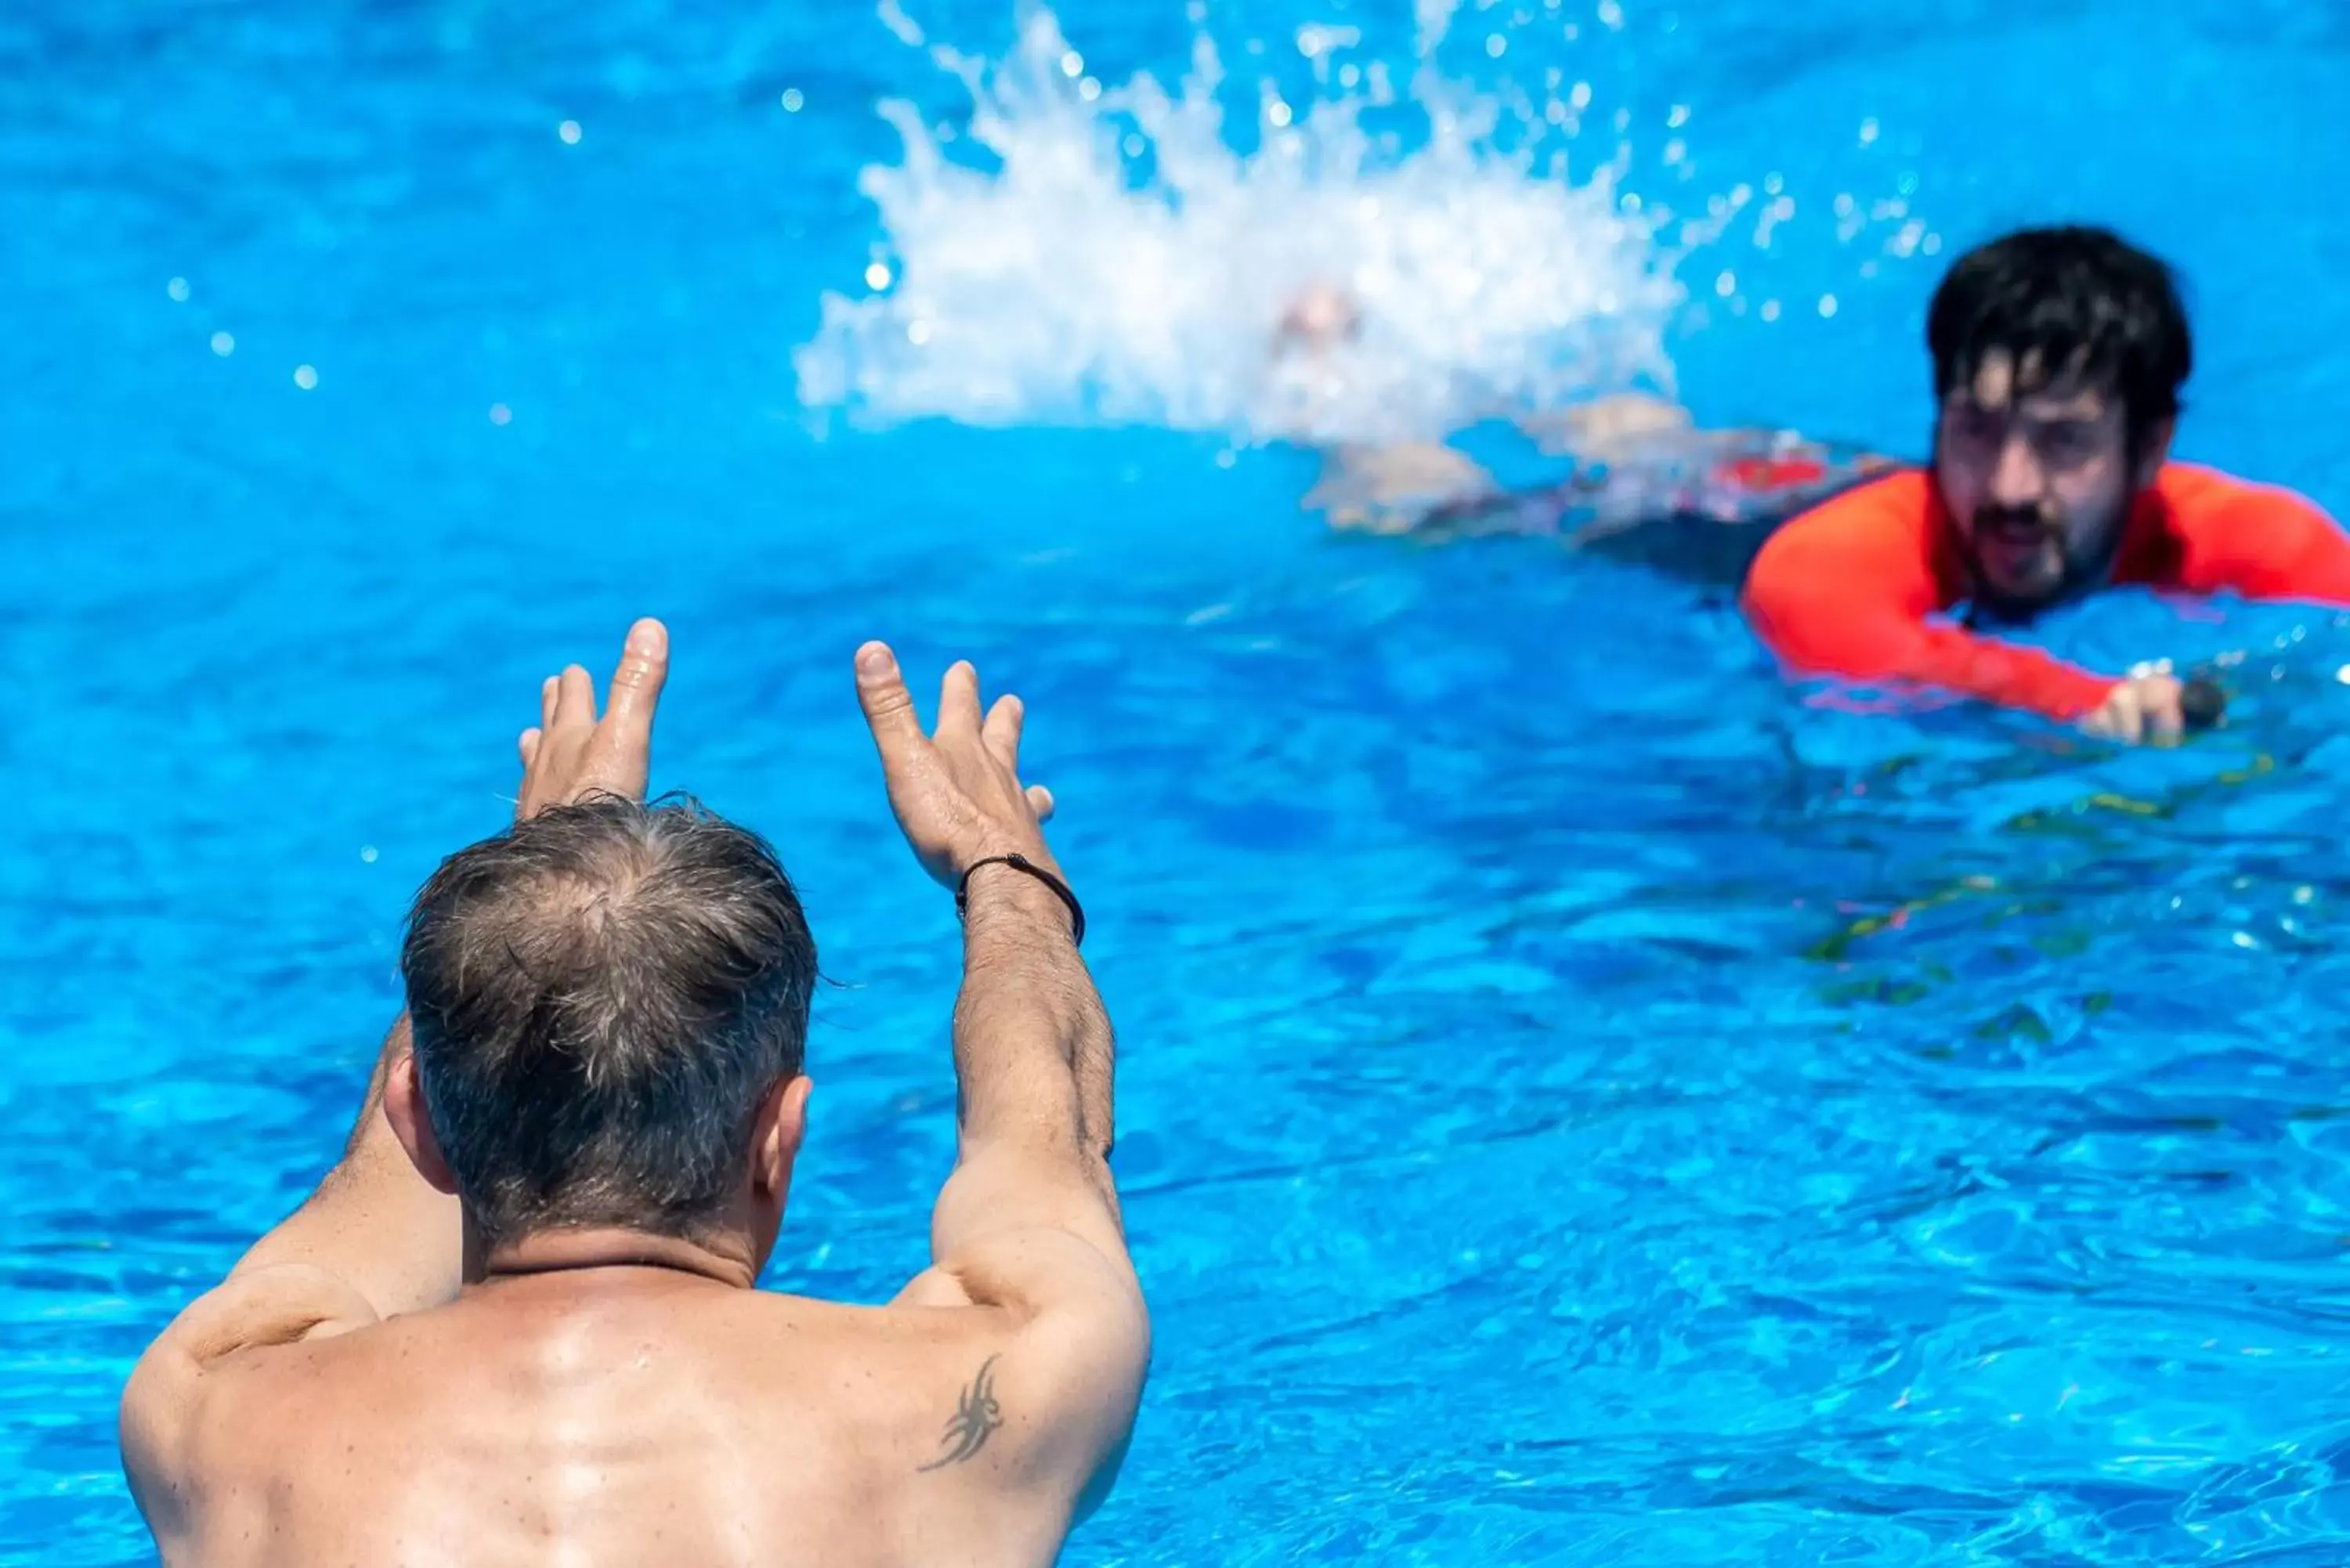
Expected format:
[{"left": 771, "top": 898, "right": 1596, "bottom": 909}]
[{"left": 7, "top": 0, "right": 2350, "bottom": 1562}]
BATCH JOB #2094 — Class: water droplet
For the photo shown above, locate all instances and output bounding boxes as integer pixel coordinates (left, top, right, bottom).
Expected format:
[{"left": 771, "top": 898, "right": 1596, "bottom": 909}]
[
  {"left": 360, "top": 845, "right": 379, "bottom": 863},
  {"left": 1858, "top": 117, "right": 1880, "bottom": 145},
  {"left": 1267, "top": 100, "right": 1292, "bottom": 128},
  {"left": 558, "top": 119, "right": 582, "bottom": 144},
  {"left": 906, "top": 320, "right": 931, "bottom": 345},
  {"left": 1486, "top": 33, "right": 1507, "bottom": 56},
  {"left": 166, "top": 277, "right": 190, "bottom": 302},
  {"left": 489, "top": 403, "right": 513, "bottom": 425},
  {"left": 210, "top": 331, "right": 235, "bottom": 356},
  {"left": 1058, "top": 49, "right": 1083, "bottom": 78},
  {"left": 293, "top": 364, "right": 318, "bottom": 390},
  {"left": 1818, "top": 294, "right": 1839, "bottom": 318},
  {"left": 780, "top": 88, "right": 804, "bottom": 113},
  {"left": 865, "top": 262, "right": 893, "bottom": 290}
]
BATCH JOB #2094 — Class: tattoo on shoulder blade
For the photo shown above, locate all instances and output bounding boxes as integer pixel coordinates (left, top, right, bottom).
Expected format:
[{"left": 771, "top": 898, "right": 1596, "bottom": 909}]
[{"left": 917, "top": 1355, "right": 1004, "bottom": 1472}]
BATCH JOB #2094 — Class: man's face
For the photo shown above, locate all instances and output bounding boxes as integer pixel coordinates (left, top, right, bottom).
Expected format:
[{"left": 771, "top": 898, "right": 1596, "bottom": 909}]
[{"left": 1932, "top": 349, "right": 2161, "bottom": 616}]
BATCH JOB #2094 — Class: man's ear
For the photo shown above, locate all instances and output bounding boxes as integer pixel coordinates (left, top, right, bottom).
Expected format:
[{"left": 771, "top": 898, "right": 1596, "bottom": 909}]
[
  {"left": 2134, "top": 413, "right": 2177, "bottom": 489},
  {"left": 751, "top": 1075, "right": 814, "bottom": 1203},
  {"left": 384, "top": 1053, "right": 460, "bottom": 1196}
]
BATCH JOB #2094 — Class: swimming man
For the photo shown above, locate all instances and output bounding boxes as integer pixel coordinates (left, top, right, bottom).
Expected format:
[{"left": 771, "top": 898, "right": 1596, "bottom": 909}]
[
  {"left": 1744, "top": 225, "right": 2350, "bottom": 742},
  {"left": 120, "top": 622, "right": 1147, "bottom": 1566},
  {"left": 1294, "top": 226, "right": 2350, "bottom": 742}
]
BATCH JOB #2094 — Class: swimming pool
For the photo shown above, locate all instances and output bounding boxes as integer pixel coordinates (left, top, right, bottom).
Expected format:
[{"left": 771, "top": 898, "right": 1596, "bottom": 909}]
[{"left": 6, "top": 0, "right": 2350, "bottom": 1560}]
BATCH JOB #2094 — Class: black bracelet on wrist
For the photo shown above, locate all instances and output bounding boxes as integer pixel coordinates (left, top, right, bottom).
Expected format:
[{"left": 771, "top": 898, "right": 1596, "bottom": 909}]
[{"left": 955, "top": 854, "right": 1085, "bottom": 947}]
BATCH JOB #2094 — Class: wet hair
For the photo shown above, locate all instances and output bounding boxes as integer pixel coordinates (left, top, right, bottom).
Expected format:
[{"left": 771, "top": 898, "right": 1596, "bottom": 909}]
[
  {"left": 1927, "top": 225, "right": 2192, "bottom": 450},
  {"left": 400, "top": 794, "right": 816, "bottom": 1248}
]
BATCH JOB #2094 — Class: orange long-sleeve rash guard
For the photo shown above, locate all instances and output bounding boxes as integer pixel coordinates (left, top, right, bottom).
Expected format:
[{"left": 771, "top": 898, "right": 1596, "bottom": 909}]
[{"left": 1739, "top": 464, "right": 2350, "bottom": 721}]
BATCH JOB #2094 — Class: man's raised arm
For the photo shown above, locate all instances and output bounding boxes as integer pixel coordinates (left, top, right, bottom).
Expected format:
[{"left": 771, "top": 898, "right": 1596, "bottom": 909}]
[
  {"left": 122, "top": 621, "right": 673, "bottom": 1525},
  {"left": 855, "top": 643, "right": 1131, "bottom": 1272},
  {"left": 216, "top": 620, "right": 673, "bottom": 1313},
  {"left": 852, "top": 642, "right": 1146, "bottom": 1479}
]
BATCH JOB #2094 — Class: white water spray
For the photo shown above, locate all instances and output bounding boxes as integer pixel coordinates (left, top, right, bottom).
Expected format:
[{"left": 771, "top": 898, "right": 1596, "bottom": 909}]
[{"left": 794, "top": 1, "right": 1898, "bottom": 446}]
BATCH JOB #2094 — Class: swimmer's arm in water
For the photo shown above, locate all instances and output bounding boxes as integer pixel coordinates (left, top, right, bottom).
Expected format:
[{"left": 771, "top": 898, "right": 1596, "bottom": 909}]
[
  {"left": 1513, "top": 392, "right": 1697, "bottom": 459},
  {"left": 1301, "top": 396, "right": 1709, "bottom": 535},
  {"left": 1742, "top": 518, "right": 2208, "bottom": 738},
  {"left": 122, "top": 624, "right": 673, "bottom": 1507},
  {"left": 1304, "top": 441, "right": 1502, "bottom": 533},
  {"left": 852, "top": 648, "right": 1147, "bottom": 1505}
]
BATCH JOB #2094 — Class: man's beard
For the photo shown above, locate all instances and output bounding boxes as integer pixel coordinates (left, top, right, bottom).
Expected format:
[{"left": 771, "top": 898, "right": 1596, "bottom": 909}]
[
  {"left": 1932, "top": 434, "right": 2127, "bottom": 625},
  {"left": 1962, "top": 502, "right": 2125, "bottom": 625}
]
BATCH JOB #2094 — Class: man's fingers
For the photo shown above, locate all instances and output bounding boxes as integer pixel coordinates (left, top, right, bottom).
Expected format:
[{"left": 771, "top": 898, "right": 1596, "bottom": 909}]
[
  {"left": 1025, "top": 782, "right": 1055, "bottom": 822},
  {"left": 541, "top": 676, "right": 559, "bottom": 731},
  {"left": 938, "top": 661, "right": 983, "bottom": 739},
  {"left": 599, "top": 619, "right": 669, "bottom": 750},
  {"left": 2109, "top": 688, "right": 2144, "bottom": 744},
  {"left": 983, "top": 693, "right": 1025, "bottom": 767},
  {"left": 519, "top": 727, "right": 542, "bottom": 768},
  {"left": 554, "top": 664, "right": 597, "bottom": 729},
  {"left": 2146, "top": 688, "right": 2186, "bottom": 746},
  {"left": 855, "top": 641, "right": 929, "bottom": 758}
]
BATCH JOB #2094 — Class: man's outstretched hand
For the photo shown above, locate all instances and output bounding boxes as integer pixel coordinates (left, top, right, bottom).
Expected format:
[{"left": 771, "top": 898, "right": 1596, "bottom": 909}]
[
  {"left": 853, "top": 642, "right": 1058, "bottom": 888},
  {"left": 2081, "top": 669, "right": 2227, "bottom": 746},
  {"left": 515, "top": 619, "right": 670, "bottom": 819}
]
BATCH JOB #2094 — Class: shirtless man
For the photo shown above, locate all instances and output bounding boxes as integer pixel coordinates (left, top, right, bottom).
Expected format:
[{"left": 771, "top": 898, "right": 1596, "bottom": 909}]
[{"left": 119, "top": 620, "right": 1147, "bottom": 1566}]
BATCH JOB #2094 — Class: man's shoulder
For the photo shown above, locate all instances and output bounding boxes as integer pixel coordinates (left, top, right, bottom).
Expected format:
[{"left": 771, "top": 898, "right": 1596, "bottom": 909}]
[
  {"left": 2138, "top": 461, "right": 2350, "bottom": 595},
  {"left": 1776, "top": 468, "right": 1935, "bottom": 540},
  {"left": 123, "top": 1266, "right": 384, "bottom": 1487},
  {"left": 1745, "top": 468, "right": 1940, "bottom": 608},
  {"left": 138, "top": 1286, "right": 1025, "bottom": 1476},
  {"left": 2152, "top": 461, "right": 2328, "bottom": 522}
]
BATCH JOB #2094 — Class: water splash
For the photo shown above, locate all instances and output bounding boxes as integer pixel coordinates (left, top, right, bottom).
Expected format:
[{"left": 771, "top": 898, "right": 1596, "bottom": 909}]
[{"left": 793, "top": 2, "right": 1860, "bottom": 446}]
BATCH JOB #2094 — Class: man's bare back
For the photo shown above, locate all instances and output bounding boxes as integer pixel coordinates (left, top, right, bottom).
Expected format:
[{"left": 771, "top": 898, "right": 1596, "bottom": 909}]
[
  {"left": 161, "top": 1275, "right": 1103, "bottom": 1566},
  {"left": 123, "top": 625, "right": 1145, "bottom": 1567}
]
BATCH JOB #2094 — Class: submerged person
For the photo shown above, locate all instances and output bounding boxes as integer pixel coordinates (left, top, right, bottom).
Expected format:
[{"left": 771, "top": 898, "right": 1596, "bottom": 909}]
[
  {"left": 1292, "top": 226, "right": 2350, "bottom": 742},
  {"left": 1278, "top": 280, "right": 1897, "bottom": 568},
  {"left": 120, "top": 622, "right": 1146, "bottom": 1566}
]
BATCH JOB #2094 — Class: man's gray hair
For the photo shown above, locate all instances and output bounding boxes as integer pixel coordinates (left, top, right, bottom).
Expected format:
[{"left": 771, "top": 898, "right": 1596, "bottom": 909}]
[{"left": 400, "top": 795, "right": 816, "bottom": 1246}]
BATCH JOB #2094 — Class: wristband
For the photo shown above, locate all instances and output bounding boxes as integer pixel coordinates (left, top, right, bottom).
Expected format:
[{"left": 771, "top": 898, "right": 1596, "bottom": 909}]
[{"left": 955, "top": 854, "right": 1084, "bottom": 947}]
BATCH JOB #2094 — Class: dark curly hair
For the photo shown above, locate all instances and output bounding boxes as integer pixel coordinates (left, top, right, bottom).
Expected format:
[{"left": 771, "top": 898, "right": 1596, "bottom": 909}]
[{"left": 1928, "top": 225, "right": 2191, "bottom": 451}]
